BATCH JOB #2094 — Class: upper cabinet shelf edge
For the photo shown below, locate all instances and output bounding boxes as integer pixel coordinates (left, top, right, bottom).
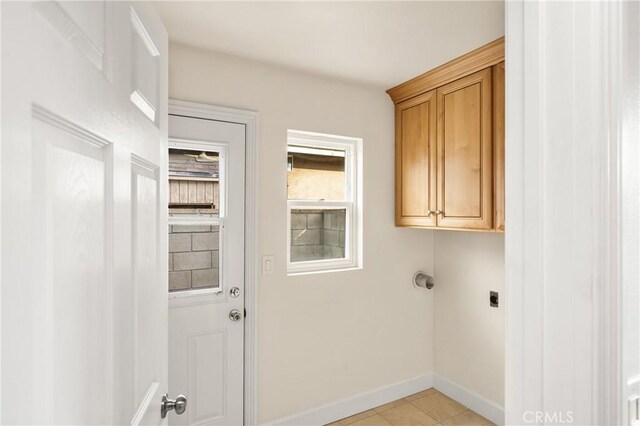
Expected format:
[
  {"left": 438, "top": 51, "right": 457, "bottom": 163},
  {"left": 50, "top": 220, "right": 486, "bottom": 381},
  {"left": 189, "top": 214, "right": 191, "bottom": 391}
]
[{"left": 386, "top": 37, "right": 505, "bottom": 104}]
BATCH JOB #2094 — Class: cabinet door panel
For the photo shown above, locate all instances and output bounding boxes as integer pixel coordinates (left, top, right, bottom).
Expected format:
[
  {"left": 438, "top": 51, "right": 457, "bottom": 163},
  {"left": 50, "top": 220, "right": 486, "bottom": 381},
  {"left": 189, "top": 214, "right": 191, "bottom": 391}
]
[
  {"left": 436, "top": 68, "right": 493, "bottom": 229},
  {"left": 395, "top": 90, "right": 437, "bottom": 227},
  {"left": 494, "top": 61, "right": 505, "bottom": 232}
]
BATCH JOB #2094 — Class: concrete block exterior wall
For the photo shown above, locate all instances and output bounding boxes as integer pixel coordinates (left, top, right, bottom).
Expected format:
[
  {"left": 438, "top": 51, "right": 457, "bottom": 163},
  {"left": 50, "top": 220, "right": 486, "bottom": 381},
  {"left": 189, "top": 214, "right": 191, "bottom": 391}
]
[
  {"left": 291, "top": 209, "right": 345, "bottom": 262},
  {"left": 169, "top": 225, "right": 220, "bottom": 291}
]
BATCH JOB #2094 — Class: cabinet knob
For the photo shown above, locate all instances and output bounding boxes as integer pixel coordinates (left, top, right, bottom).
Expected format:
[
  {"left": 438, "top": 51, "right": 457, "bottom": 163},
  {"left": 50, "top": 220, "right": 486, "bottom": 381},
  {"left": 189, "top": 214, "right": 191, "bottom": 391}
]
[
  {"left": 436, "top": 210, "right": 443, "bottom": 216},
  {"left": 426, "top": 210, "right": 433, "bottom": 216}
]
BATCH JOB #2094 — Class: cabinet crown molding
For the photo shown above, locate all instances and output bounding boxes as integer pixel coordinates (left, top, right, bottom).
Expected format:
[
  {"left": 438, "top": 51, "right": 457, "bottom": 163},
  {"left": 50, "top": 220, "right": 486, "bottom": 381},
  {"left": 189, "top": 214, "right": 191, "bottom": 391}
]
[{"left": 386, "top": 36, "right": 505, "bottom": 104}]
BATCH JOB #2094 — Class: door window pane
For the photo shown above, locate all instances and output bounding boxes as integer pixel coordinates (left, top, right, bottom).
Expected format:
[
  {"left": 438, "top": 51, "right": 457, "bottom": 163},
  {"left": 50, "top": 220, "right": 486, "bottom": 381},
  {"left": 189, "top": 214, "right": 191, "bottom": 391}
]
[
  {"left": 168, "top": 224, "right": 220, "bottom": 292},
  {"left": 169, "top": 148, "right": 220, "bottom": 218},
  {"left": 287, "top": 146, "right": 345, "bottom": 201},
  {"left": 290, "top": 208, "right": 346, "bottom": 262}
]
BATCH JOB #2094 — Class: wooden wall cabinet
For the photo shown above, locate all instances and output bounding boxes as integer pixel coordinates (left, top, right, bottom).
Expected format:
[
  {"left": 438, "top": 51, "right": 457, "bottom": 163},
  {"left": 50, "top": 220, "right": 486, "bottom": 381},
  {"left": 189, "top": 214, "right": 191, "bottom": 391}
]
[
  {"left": 395, "top": 90, "right": 437, "bottom": 227},
  {"left": 388, "top": 37, "right": 505, "bottom": 232}
]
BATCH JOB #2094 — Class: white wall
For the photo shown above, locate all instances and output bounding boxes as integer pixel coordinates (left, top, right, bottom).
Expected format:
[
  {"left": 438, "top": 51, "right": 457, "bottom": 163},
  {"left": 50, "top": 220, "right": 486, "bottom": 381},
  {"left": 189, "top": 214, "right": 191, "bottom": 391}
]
[
  {"left": 169, "top": 43, "right": 435, "bottom": 423},
  {"left": 434, "top": 232, "right": 505, "bottom": 406}
]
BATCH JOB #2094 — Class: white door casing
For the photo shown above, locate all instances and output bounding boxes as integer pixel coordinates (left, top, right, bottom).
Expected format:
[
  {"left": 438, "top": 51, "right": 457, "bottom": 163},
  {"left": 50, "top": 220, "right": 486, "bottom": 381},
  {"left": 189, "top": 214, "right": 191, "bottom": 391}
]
[
  {"left": 167, "top": 114, "right": 245, "bottom": 426},
  {"left": 505, "top": 1, "right": 637, "bottom": 425},
  {"left": 619, "top": 3, "right": 640, "bottom": 425},
  {"left": 1, "top": 2, "right": 169, "bottom": 424}
]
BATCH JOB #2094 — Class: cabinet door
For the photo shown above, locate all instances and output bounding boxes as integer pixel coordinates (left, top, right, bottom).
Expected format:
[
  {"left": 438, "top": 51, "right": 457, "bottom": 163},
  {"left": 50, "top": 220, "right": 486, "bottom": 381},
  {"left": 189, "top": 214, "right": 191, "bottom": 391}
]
[
  {"left": 493, "top": 62, "right": 505, "bottom": 232},
  {"left": 395, "top": 90, "right": 437, "bottom": 227},
  {"left": 436, "top": 68, "right": 493, "bottom": 229}
]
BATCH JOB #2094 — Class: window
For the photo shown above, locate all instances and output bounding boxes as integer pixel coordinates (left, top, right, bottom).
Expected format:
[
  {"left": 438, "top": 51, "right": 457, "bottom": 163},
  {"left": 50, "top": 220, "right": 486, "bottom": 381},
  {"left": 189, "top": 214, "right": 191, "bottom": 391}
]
[
  {"left": 168, "top": 144, "right": 224, "bottom": 295},
  {"left": 287, "top": 130, "right": 362, "bottom": 274}
]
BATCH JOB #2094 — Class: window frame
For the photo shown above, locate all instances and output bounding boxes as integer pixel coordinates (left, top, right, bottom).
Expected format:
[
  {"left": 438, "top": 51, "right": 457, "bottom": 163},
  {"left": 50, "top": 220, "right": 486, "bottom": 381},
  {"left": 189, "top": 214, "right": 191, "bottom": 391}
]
[
  {"left": 286, "top": 130, "right": 363, "bottom": 275},
  {"left": 167, "top": 138, "right": 227, "bottom": 298}
]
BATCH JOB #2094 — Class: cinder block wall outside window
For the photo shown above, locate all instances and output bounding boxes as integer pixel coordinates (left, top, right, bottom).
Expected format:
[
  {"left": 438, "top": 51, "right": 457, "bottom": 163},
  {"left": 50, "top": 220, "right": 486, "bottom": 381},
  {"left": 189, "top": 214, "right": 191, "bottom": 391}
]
[
  {"left": 291, "top": 210, "right": 345, "bottom": 262},
  {"left": 169, "top": 225, "right": 220, "bottom": 291}
]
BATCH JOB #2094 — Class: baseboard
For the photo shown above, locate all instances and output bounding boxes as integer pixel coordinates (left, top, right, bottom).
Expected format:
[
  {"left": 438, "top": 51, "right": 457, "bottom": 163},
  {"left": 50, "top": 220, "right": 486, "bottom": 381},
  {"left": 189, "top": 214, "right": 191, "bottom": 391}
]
[
  {"left": 266, "top": 373, "right": 504, "bottom": 426},
  {"left": 433, "top": 373, "right": 505, "bottom": 426},
  {"left": 267, "top": 373, "right": 434, "bottom": 426}
]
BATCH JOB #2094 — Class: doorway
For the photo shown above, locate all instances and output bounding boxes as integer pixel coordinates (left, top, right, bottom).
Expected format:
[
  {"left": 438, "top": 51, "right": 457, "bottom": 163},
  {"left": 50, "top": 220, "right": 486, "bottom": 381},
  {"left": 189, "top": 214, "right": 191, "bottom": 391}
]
[{"left": 166, "top": 102, "right": 258, "bottom": 425}]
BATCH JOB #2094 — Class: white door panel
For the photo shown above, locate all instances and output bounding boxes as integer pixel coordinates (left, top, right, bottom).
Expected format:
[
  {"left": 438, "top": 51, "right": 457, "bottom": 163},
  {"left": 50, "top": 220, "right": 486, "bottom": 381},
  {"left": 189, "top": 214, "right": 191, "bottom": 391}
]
[
  {"left": 132, "top": 159, "right": 164, "bottom": 425},
  {"left": 621, "top": 3, "right": 640, "bottom": 424},
  {"left": 168, "top": 115, "right": 245, "bottom": 426},
  {"left": 1, "top": 2, "right": 169, "bottom": 424},
  {"left": 34, "top": 109, "right": 111, "bottom": 425}
]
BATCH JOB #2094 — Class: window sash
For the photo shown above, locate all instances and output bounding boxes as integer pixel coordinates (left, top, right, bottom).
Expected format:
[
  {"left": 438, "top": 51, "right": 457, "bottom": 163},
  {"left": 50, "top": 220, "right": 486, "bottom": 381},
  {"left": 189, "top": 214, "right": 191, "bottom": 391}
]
[
  {"left": 168, "top": 215, "right": 221, "bottom": 227},
  {"left": 168, "top": 139, "right": 227, "bottom": 297},
  {"left": 167, "top": 216, "right": 225, "bottom": 298},
  {"left": 287, "top": 201, "right": 356, "bottom": 274},
  {"left": 287, "top": 130, "right": 356, "bottom": 204},
  {"left": 286, "top": 130, "right": 361, "bottom": 275}
]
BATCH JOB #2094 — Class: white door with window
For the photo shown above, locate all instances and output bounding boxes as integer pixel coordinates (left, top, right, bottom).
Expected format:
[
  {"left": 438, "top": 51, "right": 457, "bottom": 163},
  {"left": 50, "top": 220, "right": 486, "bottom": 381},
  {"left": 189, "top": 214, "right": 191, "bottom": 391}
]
[
  {"left": 167, "top": 113, "right": 245, "bottom": 426},
  {"left": 1, "top": 1, "right": 174, "bottom": 424}
]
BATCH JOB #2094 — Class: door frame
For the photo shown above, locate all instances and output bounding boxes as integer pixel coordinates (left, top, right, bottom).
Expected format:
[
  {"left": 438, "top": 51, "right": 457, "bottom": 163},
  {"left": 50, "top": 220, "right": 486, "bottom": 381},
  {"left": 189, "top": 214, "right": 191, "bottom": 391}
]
[
  {"left": 168, "top": 99, "right": 259, "bottom": 425},
  {"left": 505, "top": 1, "right": 635, "bottom": 424}
]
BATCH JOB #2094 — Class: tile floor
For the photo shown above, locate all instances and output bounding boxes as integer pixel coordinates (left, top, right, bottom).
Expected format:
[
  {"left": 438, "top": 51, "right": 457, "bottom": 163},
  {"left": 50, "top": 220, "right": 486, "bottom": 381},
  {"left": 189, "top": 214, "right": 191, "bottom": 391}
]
[{"left": 326, "top": 388, "right": 494, "bottom": 426}]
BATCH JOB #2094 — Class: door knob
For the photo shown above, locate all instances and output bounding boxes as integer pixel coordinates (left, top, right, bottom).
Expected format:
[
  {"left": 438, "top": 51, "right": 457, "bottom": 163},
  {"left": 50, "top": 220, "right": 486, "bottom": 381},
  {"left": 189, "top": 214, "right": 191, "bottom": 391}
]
[
  {"left": 161, "top": 393, "right": 187, "bottom": 418},
  {"left": 229, "top": 309, "right": 242, "bottom": 322}
]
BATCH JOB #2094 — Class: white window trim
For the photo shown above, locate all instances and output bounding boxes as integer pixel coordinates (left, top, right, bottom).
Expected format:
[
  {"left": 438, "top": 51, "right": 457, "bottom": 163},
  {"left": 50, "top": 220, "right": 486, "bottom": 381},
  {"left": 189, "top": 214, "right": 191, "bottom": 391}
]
[
  {"left": 286, "top": 129, "right": 363, "bottom": 275},
  {"left": 167, "top": 138, "right": 227, "bottom": 298}
]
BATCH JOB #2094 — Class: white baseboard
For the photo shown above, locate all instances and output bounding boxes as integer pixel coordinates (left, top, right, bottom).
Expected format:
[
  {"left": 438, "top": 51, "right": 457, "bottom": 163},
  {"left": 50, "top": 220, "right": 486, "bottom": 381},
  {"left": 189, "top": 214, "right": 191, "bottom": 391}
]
[
  {"left": 266, "top": 373, "right": 504, "bottom": 426},
  {"left": 433, "top": 374, "right": 505, "bottom": 426},
  {"left": 267, "top": 374, "right": 434, "bottom": 426}
]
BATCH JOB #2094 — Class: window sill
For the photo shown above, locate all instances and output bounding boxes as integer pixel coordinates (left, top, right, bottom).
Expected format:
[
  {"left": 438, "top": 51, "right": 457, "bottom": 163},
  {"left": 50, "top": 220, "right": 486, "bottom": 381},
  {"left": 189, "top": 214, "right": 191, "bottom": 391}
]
[
  {"left": 287, "top": 265, "right": 362, "bottom": 277},
  {"left": 168, "top": 288, "right": 223, "bottom": 309}
]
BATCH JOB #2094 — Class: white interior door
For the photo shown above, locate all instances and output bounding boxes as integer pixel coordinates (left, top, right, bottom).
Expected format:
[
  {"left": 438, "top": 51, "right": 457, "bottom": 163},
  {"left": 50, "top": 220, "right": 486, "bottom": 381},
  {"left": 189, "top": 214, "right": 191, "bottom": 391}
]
[
  {"left": 1, "top": 2, "right": 171, "bottom": 424},
  {"left": 167, "top": 114, "right": 246, "bottom": 426},
  {"left": 621, "top": 3, "right": 640, "bottom": 424}
]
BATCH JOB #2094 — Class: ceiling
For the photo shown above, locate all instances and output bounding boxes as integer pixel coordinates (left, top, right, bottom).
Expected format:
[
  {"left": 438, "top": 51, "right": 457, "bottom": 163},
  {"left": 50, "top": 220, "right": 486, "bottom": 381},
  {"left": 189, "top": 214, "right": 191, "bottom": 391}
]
[{"left": 154, "top": 1, "right": 504, "bottom": 88}]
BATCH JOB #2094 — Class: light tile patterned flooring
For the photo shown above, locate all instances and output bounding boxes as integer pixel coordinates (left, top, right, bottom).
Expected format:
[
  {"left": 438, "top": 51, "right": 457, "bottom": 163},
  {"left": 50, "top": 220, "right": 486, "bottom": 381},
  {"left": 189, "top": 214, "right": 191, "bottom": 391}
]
[{"left": 326, "top": 388, "right": 494, "bottom": 426}]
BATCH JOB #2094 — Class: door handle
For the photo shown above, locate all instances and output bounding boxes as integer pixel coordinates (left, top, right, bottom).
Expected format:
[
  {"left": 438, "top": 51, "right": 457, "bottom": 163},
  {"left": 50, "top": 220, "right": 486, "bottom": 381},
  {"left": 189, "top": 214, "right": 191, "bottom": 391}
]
[
  {"left": 229, "top": 309, "right": 242, "bottom": 322},
  {"left": 161, "top": 393, "right": 187, "bottom": 418}
]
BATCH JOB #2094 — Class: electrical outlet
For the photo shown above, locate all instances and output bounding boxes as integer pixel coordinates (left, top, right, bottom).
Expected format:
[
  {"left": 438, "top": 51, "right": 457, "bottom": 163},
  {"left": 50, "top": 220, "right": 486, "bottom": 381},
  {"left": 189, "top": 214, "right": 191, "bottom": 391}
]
[{"left": 490, "top": 291, "right": 499, "bottom": 308}]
